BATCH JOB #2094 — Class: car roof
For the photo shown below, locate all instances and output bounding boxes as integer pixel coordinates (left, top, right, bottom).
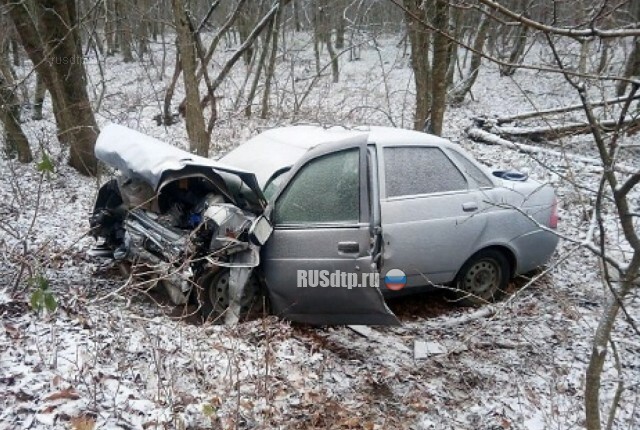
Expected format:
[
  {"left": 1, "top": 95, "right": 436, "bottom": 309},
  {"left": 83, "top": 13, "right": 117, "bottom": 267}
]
[{"left": 219, "top": 125, "right": 456, "bottom": 188}]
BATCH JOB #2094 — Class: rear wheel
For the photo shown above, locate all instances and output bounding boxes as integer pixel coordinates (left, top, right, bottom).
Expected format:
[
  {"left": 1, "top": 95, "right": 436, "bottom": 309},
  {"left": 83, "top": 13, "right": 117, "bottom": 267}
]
[
  {"left": 454, "top": 249, "right": 510, "bottom": 306},
  {"left": 198, "top": 269, "right": 260, "bottom": 322}
]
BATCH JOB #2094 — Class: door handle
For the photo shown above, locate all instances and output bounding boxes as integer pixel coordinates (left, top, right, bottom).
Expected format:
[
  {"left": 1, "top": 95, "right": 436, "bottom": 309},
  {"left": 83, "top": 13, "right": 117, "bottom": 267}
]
[
  {"left": 338, "top": 241, "right": 360, "bottom": 253},
  {"left": 462, "top": 202, "right": 478, "bottom": 212}
]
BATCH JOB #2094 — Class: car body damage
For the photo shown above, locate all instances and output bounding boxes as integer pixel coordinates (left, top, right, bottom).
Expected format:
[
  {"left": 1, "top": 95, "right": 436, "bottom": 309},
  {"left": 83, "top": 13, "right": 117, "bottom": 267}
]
[{"left": 89, "top": 124, "right": 273, "bottom": 324}]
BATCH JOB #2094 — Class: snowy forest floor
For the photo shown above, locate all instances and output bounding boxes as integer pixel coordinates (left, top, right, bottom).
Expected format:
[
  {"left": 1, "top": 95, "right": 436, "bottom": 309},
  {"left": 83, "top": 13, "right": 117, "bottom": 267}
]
[{"left": 1, "top": 35, "right": 639, "bottom": 429}]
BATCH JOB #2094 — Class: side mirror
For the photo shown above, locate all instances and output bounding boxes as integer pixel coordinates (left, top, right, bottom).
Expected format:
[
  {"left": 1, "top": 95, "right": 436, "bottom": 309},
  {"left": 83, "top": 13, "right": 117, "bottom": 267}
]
[{"left": 248, "top": 215, "right": 273, "bottom": 246}]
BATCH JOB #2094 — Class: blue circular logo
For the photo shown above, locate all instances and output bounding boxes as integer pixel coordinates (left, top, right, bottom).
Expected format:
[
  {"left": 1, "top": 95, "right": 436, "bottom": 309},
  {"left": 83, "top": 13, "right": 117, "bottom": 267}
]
[{"left": 384, "top": 269, "right": 406, "bottom": 291}]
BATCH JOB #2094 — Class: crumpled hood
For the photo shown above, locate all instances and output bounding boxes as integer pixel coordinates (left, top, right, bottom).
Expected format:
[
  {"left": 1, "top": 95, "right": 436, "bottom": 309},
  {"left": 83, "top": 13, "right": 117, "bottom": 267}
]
[{"left": 95, "top": 124, "right": 266, "bottom": 212}]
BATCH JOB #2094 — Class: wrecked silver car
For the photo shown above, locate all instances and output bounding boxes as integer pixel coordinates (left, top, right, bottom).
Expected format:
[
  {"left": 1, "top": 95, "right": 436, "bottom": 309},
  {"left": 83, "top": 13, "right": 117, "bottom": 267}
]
[
  {"left": 90, "top": 124, "right": 558, "bottom": 326},
  {"left": 89, "top": 124, "right": 273, "bottom": 324}
]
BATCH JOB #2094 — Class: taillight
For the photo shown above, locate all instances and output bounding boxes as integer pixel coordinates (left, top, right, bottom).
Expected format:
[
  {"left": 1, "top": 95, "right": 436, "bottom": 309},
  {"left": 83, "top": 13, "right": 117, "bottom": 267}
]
[{"left": 549, "top": 196, "right": 558, "bottom": 229}]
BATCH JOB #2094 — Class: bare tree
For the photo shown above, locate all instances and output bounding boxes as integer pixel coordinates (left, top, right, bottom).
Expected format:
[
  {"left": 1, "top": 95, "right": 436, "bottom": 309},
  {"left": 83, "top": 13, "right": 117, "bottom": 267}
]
[
  {"left": 315, "top": 0, "right": 339, "bottom": 83},
  {"left": 261, "top": 1, "right": 283, "bottom": 118},
  {"left": 4, "top": 0, "right": 99, "bottom": 176},
  {"left": 402, "top": 0, "right": 432, "bottom": 131},
  {"left": 115, "top": 0, "right": 134, "bottom": 62},
  {"left": 449, "top": 9, "right": 491, "bottom": 104},
  {"left": 616, "top": 4, "right": 640, "bottom": 96},
  {"left": 172, "top": 0, "right": 209, "bottom": 156},
  {"left": 429, "top": 0, "right": 449, "bottom": 135},
  {"left": 0, "top": 74, "right": 32, "bottom": 163},
  {"left": 402, "top": 0, "right": 453, "bottom": 134}
]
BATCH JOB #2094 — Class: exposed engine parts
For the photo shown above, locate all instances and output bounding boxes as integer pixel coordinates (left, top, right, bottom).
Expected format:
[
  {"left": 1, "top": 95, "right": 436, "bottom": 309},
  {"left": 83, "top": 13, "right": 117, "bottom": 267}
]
[{"left": 90, "top": 174, "right": 267, "bottom": 322}]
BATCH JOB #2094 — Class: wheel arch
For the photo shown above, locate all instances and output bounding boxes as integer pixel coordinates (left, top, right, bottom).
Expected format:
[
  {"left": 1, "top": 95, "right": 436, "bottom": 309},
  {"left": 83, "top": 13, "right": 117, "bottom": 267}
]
[{"left": 463, "top": 244, "right": 518, "bottom": 280}]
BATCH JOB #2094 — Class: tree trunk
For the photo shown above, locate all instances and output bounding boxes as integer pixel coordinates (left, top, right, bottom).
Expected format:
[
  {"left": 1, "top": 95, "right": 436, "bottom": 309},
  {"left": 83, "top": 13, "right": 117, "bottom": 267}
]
[
  {"left": 6, "top": 0, "right": 99, "bottom": 175},
  {"left": 292, "top": 0, "right": 301, "bottom": 32},
  {"left": 104, "top": 0, "right": 116, "bottom": 55},
  {"left": 10, "top": 38, "right": 20, "bottom": 66},
  {"left": 136, "top": 0, "right": 149, "bottom": 59},
  {"left": 325, "top": 32, "right": 339, "bottom": 83},
  {"left": 499, "top": 25, "right": 528, "bottom": 77},
  {"left": 335, "top": 1, "right": 345, "bottom": 49},
  {"left": 445, "top": 6, "right": 462, "bottom": 88},
  {"left": 429, "top": 0, "right": 449, "bottom": 136},
  {"left": 0, "top": 47, "right": 27, "bottom": 103},
  {"left": 616, "top": 37, "right": 640, "bottom": 96},
  {"left": 597, "top": 40, "right": 609, "bottom": 75},
  {"left": 32, "top": 71, "right": 46, "bottom": 120},
  {"left": 578, "top": 39, "right": 590, "bottom": 75},
  {"left": 246, "top": 22, "right": 274, "bottom": 117},
  {"left": 116, "top": 0, "right": 134, "bottom": 62},
  {"left": 163, "top": 50, "right": 181, "bottom": 125},
  {"left": 312, "top": 6, "right": 321, "bottom": 75},
  {"left": 0, "top": 75, "right": 32, "bottom": 163},
  {"left": 172, "top": 0, "right": 209, "bottom": 156},
  {"left": 615, "top": 4, "right": 640, "bottom": 96},
  {"left": 449, "top": 12, "right": 490, "bottom": 104},
  {"left": 316, "top": 0, "right": 339, "bottom": 83},
  {"left": 403, "top": 0, "right": 432, "bottom": 131},
  {"left": 261, "top": 2, "right": 282, "bottom": 119},
  {"left": 41, "top": 1, "right": 99, "bottom": 174},
  {"left": 236, "top": 2, "right": 258, "bottom": 66},
  {"left": 585, "top": 262, "right": 638, "bottom": 430}
]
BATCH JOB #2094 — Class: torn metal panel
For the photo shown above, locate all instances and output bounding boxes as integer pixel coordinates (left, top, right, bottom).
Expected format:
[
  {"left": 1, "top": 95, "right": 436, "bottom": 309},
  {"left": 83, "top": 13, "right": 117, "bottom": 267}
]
[
  {"left": 96, "top": 124, "right": 266, "bottom": 211},
  {"left": 225, "top": 264, "right": 254, "bottom": 326}
]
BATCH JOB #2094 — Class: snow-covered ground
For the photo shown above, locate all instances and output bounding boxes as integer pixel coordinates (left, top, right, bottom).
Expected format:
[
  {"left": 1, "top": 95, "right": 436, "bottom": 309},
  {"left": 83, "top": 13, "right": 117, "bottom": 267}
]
[{"left": 1, "top": 35, "right": 639, "bottom": 429}]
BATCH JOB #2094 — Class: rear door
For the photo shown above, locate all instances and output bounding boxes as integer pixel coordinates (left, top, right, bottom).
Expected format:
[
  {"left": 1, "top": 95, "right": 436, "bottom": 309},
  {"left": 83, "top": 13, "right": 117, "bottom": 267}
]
[
  {"left": 261, "top": 139, "right": 398, "bottom": 325},
  {"left": 379, "top": 145, "right": 489, "bottom": 287}
]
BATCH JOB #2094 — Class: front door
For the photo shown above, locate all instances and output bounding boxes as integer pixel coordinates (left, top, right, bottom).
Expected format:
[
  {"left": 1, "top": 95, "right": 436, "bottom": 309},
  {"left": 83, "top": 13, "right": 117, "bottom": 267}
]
[{"left": 261, "top": 141, "right": 398, "bottom": 325}]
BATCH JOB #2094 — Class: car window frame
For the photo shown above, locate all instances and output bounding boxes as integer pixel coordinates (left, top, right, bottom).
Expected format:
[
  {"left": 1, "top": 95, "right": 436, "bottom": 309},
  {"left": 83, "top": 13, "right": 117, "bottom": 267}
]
[
  {"left": 263, "top": 167, "right": 291, "bottom": 202},
  {"left": 444, "top": 147, "right": 495, "bottom": 190},
  {"left": 379, "top": 144, "right": 470, "bottom": 201},
  {"left": 271, "top": 146, "right": 368, "bottom": 229}
]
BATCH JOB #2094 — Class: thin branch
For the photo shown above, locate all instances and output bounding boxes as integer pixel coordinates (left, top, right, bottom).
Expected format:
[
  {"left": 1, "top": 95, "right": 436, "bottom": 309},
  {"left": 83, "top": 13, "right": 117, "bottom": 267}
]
[
  {"left": 388, "top": 0, "right": 640, "bottom": 86},
  {"left": 477, "top": 0, "right": 640, "bottom": 38},
  {"left": 209, "top": 2, "right": 279, "bottom": 93}
]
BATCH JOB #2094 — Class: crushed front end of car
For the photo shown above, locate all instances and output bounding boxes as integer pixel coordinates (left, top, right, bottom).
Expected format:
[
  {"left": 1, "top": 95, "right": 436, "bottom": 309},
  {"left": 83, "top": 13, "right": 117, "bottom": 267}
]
[{"left": 88, "top": 124, "right": 272, "bottom": 324}]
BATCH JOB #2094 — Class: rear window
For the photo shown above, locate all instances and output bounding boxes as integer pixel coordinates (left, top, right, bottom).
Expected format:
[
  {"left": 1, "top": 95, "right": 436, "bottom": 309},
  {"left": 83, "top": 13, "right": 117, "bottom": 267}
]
[{"left": 383, "top": 147, "right": 467, "bottom": 197}]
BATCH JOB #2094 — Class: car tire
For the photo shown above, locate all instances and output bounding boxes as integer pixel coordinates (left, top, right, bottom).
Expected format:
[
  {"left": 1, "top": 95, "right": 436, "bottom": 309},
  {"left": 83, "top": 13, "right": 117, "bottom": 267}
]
[
  {"left": 197, "top": 269, "right": 260, "bottom": 322},
  {"left": 453, "top": 249, "right": 510, "bottom": 306}
]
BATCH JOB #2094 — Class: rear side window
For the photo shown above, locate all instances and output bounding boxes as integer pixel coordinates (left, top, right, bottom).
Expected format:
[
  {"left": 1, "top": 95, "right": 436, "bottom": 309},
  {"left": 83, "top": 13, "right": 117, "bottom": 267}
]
[
  {"left": 446, "top": 149, "right": 493, "bottom": 188},
  {"left": 384, "top": 147, "right": 467, "bottom": 197}
]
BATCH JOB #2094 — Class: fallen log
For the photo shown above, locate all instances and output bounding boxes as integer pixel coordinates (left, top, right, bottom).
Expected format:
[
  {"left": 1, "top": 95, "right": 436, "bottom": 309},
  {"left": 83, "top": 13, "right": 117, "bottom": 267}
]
[
  {"left": 494, "top": 93, "right": 640, "bottom": 125},
  {"left": 466, "top": 127, "right": 637, "bottom": 175},
  {"left": 490, "top": 117, "right": 640, "bottom": 141}
]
